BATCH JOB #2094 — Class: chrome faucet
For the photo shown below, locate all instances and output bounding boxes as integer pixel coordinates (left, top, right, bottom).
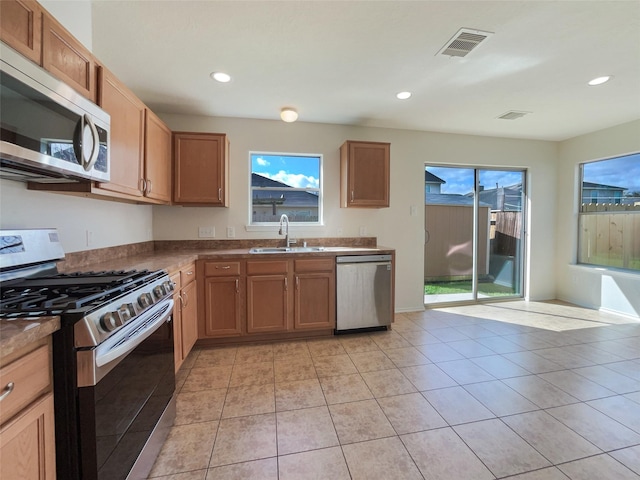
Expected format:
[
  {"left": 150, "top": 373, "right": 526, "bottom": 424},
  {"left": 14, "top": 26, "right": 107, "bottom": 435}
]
[{"left": 278, "top": 214, "right": 296, "bottom": 248}]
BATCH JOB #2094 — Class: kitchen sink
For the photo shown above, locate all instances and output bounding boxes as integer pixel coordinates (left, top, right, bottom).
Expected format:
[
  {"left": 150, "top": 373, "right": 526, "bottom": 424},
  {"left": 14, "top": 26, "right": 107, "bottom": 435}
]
[{"left": 249, "top": 246, "right": 326, "bottom": 254}]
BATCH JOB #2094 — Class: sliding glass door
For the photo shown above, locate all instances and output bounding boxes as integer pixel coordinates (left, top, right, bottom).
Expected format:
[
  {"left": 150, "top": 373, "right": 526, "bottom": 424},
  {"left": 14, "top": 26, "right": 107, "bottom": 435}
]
[{"left": 424, "top": 165, "right": 525, "bottom": 304}]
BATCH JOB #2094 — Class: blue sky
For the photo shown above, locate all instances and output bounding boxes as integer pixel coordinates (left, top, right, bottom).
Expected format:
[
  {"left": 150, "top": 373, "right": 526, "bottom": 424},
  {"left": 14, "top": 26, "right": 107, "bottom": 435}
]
[
  {"left": 251, "top": 154, "right": 320, "bottom": 189},
  {"left": 582, "top": 153, "right": 640, "bottom": 193},
  {"left": 427, "top": 166, "right": 524, "bottom": 195},
  {"left": 428, "top": 152, "right": 640, "bottom": 195}
]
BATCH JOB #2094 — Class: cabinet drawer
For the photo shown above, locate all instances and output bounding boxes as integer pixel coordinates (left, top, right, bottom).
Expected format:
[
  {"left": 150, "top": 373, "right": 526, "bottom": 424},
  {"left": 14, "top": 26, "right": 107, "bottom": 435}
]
[
  {"left": 294, "top": 258, "right": 335, "bottom": 273},
  {"left": 204, "top": 261, "right": 241, "bottom": 277},
  {"left": 180, "top": 264, "right": 196, "bottom": 286},
  {"left": 247, "top": 260, "right": 289, "bottom": 275},
  {"left": 0, "top": 345, "right": 51, "bottom": 426}
]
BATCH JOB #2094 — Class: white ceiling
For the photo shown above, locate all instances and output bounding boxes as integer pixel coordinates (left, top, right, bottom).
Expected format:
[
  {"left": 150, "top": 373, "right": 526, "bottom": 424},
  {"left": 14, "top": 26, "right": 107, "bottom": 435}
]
[{"left": 91, "top": 0, "right": 640, "bottom": 141}]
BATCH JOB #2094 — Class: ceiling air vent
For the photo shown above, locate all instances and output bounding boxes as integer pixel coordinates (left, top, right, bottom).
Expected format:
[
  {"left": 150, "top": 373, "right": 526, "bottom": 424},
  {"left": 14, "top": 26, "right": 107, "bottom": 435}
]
[
  {"left": 497, "top": 110, "right": 531, "bottom": 120},
  {"left": 437, "top": 28, "right": 493, "bottom": 57}
]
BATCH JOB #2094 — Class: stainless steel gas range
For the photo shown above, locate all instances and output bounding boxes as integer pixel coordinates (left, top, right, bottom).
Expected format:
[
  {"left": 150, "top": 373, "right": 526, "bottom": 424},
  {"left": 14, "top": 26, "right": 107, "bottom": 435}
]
[{"left": 0, "top": 229, "right": 176, "bottom": 480}]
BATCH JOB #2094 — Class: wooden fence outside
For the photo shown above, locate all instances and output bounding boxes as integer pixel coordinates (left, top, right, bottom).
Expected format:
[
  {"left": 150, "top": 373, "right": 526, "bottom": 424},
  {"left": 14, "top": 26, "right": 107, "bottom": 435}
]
[
  {"left": 491, "top": 211, "right": 523, "bottom": 257},
  {"left": 579, "top": 204, "right": 640, "bottom": 270}
]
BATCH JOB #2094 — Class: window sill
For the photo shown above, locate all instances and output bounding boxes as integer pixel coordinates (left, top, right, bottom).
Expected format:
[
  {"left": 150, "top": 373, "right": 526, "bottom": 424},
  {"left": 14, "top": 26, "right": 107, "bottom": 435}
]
[{"left": 569, "top": 263, "right": 639, "bottom": 278}]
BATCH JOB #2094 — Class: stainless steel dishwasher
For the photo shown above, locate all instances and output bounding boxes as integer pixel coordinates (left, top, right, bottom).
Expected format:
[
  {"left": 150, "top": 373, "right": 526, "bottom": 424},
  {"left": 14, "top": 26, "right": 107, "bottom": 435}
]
[{"left": 335, "top": 254, "right": 393, "bottom": 332}]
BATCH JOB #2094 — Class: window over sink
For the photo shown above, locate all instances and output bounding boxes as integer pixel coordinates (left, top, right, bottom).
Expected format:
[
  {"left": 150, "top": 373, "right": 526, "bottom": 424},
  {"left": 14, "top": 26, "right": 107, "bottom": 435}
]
[{"left": 249, "top": 152, "right": 322, "bottom": 225}]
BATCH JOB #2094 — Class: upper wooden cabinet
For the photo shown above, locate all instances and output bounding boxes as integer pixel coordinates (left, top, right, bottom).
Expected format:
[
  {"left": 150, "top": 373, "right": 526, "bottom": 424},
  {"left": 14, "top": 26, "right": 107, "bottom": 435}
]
[
  {"left": 0, "top": 0, "right": 43, "bottom": 64},
  {"left": 41, "top": 12, "right": 96, "bottom": 101},
  {"left": 97, "top": 66, "right": 145, "bottom": 199},
  {"left": 173, "top": 132, "right": 229, "bottom": 206},
  {"left": 144, "top": 109, "right": 172, "bottom": 203},
  {"left": 340, "top": 140, "right": 390, "bottom": 208}
]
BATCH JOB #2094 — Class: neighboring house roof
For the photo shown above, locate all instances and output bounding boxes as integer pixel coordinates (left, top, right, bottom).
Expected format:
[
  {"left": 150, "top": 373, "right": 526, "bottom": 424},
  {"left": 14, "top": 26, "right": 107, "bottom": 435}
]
[
  {"left": 425, "top": 171, "right": 446, "bottom": 184},
  {"left": 251, "top": 173, "right": 318, "bottom": 207},
  {"left": 582, "top": 181, "right": 627, "bottom": 191},
  {"left": 466, "top": 183, "right": 523, "bottom": 211},
  {"left": 426, "top": 193, "right": 491, "bottom": 207}
]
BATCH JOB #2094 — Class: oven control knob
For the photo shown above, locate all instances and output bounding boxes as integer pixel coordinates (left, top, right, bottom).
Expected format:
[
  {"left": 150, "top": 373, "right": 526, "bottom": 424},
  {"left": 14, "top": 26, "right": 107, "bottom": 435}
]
[
  {"left": 138, "top": 292, "right": 154, "bottom": 309},
  {"left": 118, "top": 303, "right": 138, "bottom": 323},
  {"left": 163, "top": 280, "right": 174, "bottom": 293},
  {"left": 100, "top": 311, "right": 123, "bottom": 332},
  {"left": 153, "top": 284, "right": 166, "bottom": 300}
]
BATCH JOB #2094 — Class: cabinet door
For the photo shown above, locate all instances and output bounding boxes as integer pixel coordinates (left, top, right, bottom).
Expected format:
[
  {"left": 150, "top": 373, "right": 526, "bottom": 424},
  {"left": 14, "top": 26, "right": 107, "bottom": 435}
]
[
  {"left": 0, "top": 0, "right": 42, "bottom": 64},
  {"left": 203, "top": 276, "right": 241, "bottom": 337},
  {"left": 97, "top": 66, "right": 144, "bottom": 198},
  {"left": 173, "top": 132, "right": 228, "bottom": 205},
  {"left": 294, "top": 271, "right": 336, "bottom": 330},
  {"left": 0, "top": 394, "right": 56, "bottom": 480},
  {"left": 180, "top": 280, "right": 198, "bottom": 358},
  {"left": 144, "top": 110, "right": 172, "bottom": 203},
  {"left": 42, "top": 13, "right": 95, "bottom": 101},
  {"left": 340, "top": 141, "right": 390, "bottom": 208},
  {"left": 170, "top": 272, "right": 182, "bottom": 372},
  {"left": 246, "top": 275, "right": 288, "bottom": 333}
]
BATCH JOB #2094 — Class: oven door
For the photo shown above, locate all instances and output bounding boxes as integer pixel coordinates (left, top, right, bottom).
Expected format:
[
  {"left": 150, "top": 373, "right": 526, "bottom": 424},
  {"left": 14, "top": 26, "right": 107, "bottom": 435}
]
[{"left": 76, "top": 300, "right": 175, "bottom": 480}]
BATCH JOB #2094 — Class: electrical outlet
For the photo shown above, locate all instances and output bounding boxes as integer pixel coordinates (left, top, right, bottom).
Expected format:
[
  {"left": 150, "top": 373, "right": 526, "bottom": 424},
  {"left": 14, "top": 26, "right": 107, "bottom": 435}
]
[
  {"left": 226, "top": 226, "right": 235, "bottom": 238},
  {"left": 198, "top": 226, "right": 215, "bottom": 238},
  {"left": 359, "top": 226, "right": 367, "bottom": 236},
  {"left": 86, "top": 230, "right": 94, "bottom": 246}
]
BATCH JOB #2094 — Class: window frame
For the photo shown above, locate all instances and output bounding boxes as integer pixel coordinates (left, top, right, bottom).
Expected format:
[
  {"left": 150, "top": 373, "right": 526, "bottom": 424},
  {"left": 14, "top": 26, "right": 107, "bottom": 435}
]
[
  {"left": 577, "top": 152, "right": 640, "bottom": 272},
  {"left": 248, "top": 151, "right": 324, "bottom": 228}
]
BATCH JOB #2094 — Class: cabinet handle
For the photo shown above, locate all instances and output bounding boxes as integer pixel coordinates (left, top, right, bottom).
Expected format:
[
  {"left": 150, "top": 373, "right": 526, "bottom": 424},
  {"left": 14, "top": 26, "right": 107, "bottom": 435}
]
[
  {"left": 351, "top": 190, "right": 354, "bottom": 202},
  {"left": 185, "top": 270, "right": 193, "bottom": 276},
  {"left": 235, "top": 278, "right": 239, "bottom": 293},
  {"left": 295, "top": 276, "right": 299, "bottom": 290},
  {"left": 218, "top": 187, "right": 222, "bottom": 201},
  {"left": 147, "top": 179, "right": 153, "bottom": 195},
  {"left": 178, "top": 294, "right": 185, "bottom": 308},
  {"left": 216, "top": 265, "right": 231, "bottom": 270},
  {"left": 139, "top": 178, "right": 147, "bottom": 193},
  {"left": 0, "top": 382, "right": 15, "bottom": 402},
  {"left": 183, "top": 291, "right": 189, "bottom": 308},
  {"left": 284, "top": 277, "right": 288, "bottom": 291}
]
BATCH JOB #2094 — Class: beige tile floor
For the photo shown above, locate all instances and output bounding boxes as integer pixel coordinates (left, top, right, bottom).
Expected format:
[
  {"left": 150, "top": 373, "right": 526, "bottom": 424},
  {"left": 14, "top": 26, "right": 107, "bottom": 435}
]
[{"left": 148, "top": 301, "right": 640, "bottom": 479}]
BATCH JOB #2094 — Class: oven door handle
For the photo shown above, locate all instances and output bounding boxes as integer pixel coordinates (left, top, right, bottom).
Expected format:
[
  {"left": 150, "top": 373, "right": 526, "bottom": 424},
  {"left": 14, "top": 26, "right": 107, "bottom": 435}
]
[{"left": 95, "top": 300, "right": 173, "bottom": 368}]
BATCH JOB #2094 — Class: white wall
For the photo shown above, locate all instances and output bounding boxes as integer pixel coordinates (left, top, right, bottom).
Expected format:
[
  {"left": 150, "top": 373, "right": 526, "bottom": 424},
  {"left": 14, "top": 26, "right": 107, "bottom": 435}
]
[
  {"left": 0, "top": 180, "right": 153, "bottom": 253},
  {"left": 556, "top": 119, "right": 640, "bottom": 318},
  {"left": 156, "top": 114, "right": 558, "bottom": 312}
]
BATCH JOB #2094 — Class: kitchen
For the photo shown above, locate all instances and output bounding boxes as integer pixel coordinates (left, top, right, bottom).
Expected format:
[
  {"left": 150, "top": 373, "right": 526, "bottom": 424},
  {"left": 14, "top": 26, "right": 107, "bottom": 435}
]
[{"left": 1, "top": 1, "right": 640, "bottom": 479}]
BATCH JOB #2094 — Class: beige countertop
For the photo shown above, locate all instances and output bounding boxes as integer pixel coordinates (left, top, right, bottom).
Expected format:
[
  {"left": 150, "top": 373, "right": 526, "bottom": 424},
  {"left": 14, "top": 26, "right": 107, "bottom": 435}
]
[{"left": 1, "top": 243, "right": 394, "bottom": 357}]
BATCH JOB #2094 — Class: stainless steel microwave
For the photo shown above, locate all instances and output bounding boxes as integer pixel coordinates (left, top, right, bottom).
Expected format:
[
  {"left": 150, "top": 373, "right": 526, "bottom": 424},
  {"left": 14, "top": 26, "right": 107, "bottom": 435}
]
[{"left": 0, "top": 44, "right": 110, "bottom": 183}]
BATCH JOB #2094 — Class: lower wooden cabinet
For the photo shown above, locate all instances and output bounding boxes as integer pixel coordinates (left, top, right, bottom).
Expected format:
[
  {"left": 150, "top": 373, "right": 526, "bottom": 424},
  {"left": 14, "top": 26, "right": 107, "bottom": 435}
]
[
  {"left": 246, "top": 260, "right": 289, "bottom": 334},
  {"left": 0, "top": 393, "right": 56, "bottom": 480},
  {"left": 179, "top": 279, "right": 198, "bottom": 357},
  {"left": 199, "top": 257, "right": 336, "bottom": 339},
  {"left": 0, "top": 341, "right": 55, "bottom": 479},
  {"left": 171, "top": 264, "right": 198, "bottom": 371},
  {"left": 200, "top": 261, "right": 242, "bottom": 338},
  {"left": 294, "top": 258, "right": 335, "bottom": 330}
]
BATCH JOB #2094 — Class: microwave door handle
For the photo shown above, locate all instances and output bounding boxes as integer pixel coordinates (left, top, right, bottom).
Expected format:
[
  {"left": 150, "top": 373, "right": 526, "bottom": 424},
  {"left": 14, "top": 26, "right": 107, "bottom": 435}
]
[{"left": 82, "top": 114, "right": 100, "bottom": 172}]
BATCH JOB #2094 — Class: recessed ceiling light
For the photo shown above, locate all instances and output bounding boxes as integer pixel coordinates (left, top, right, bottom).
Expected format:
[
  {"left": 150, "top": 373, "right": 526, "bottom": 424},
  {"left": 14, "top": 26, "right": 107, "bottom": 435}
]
[
  {"left": 396, "top": 91, "right": 412, "bottom": 100},
  {"left": 280, "top": 107, "right": 298, "bottom": 123},
  {"left": 588, "top": 75, "right": 613, "bottom": 86},
  {"left": 211, "top": 72, "right": 231, "bottom": 83}
]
